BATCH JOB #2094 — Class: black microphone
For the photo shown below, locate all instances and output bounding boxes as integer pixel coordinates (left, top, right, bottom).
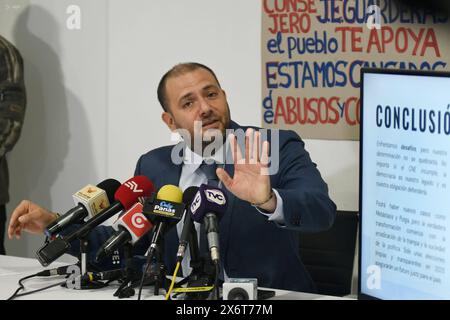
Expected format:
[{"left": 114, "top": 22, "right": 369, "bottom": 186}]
[
  {"left": 189, "top": 184, "right": 228, "bottom": 263},
  {"left": 36, "top": 176, "right": 155, "bottom": 267},
  {"left": 176, "top": 186, "right": 200, "bottom": 262},
  {"left": 44, "top": 179, "right": 121, "bottom": 238}
]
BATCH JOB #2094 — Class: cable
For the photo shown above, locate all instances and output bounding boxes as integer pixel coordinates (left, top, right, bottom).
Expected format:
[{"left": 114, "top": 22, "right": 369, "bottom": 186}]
[
  {"left": 6, "top": 264, "right": 74, "bottom": 300},
  {"left": 6, "top": 273, "right": 39, "bottom": 300},
  {"left": 10, "top": 280, "right": 67, "bottom": 299},
  {"left": 207, "top": 262, "right": 220, "bottom": 300},
  {"left": 215, "top": 263, "right": 220, "bottom": 300},
  {"left": 165, "top": 261, "right": 181, "bottom": 300}
]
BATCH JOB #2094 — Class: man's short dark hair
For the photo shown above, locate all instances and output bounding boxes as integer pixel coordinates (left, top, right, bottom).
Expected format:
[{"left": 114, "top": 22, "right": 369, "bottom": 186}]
[{"left": 157, "top": 62, "right": 221, "bottom": 112}]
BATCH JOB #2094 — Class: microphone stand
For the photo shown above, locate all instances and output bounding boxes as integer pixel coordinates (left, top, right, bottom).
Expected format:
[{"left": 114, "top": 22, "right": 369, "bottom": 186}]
[
  {"left": 188, "top": 221, "right": 203, "bottom": 274},
  {"left": 79, "top": 237, "right": 89, "bottom": 276},
  {"left": 181, "top": 222, "right": 216, "bottom": 300},
  {"left": 137, "top": 223, "right": 169, "bottom": 298},
  {"left": 152, "top": 233, "right": 169, "bottom": 296},
  {"left": 75, "top": 236, "right": 107, "bottom": 290},
  {"left": 113, "top": 243, "right": 139, "bottom": 298}
]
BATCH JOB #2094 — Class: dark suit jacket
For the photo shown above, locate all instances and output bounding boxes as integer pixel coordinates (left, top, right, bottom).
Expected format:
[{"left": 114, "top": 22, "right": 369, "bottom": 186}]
[{"left": 132, "top": 121, "right": 336, "bottom": 292}]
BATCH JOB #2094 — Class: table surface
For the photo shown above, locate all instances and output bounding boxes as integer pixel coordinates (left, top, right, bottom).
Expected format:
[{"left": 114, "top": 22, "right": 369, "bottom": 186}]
[{"left": 0, "top": 255, "right": 354, "bottom": 300}]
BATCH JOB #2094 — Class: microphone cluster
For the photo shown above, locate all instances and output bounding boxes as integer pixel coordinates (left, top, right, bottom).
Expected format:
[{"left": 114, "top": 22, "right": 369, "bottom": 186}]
[{"left": 34, "top": 174, "right": 229, "bottom": 300}]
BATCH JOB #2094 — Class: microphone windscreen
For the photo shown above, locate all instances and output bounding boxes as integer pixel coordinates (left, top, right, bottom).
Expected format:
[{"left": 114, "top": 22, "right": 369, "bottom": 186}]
[
  {"left": 97, "top": 179, "right": 121, "bottom": 204},
  {"left": 182, "top": 186, "right": 199, "bottom": 205},
  {"left": 190, "top": 184, "right": 228, "bottom": 223},
  {"left": 114, "top": 176, "right": 155, "bottom": 210},
  {"left": 157, "top": 184, "right": 183, "bottom": 203},
  {"left": 143, "top": 185, "right": 185, "bottom": 224}
]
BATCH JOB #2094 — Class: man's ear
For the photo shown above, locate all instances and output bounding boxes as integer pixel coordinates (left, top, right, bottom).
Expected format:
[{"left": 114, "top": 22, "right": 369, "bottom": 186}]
[{"left": 162, "top": 112, "right": 177, "bottom": 131}]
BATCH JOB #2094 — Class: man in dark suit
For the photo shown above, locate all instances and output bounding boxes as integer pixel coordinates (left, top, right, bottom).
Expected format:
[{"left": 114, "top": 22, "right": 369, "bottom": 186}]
[{"left": 8, "top": 63, "right": 336, "bottom": 293}]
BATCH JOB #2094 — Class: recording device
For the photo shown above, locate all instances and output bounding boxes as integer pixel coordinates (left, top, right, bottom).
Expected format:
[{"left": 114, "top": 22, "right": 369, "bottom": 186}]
[
  {"left": 95, "top": 202, "right": 154, "bottom": 262},
  {"left": 36, "top": 176, "right": 155, "bottom": 267},
  {"left": 189, "top": 184, "right": 228, "bottom": 263},
  {"left": 223, "top": 278, "right": 257, "bottom": 300},
  {"left": 176, "top": 186, "right": 200, "bottom": 262},
  {"left": 45, "top": 179, "right": 121, "bottom": 238}
]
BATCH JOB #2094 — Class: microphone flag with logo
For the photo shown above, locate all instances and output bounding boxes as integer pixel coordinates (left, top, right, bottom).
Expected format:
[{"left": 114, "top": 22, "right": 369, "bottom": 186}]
[
  {"left": 45, "top": 179, "right": 121, "bottom": 238},
  {"left": 95, "top": 202, "right": 154, "bottom": 262},
  {"left": 190, "top": 184, "right": 227, "bottom": 263}
]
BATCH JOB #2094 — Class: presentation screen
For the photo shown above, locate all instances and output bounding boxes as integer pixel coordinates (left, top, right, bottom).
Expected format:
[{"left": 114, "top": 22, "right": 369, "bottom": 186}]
[{"left": 359, "top": 69, "right": 450, "bottom": 299}]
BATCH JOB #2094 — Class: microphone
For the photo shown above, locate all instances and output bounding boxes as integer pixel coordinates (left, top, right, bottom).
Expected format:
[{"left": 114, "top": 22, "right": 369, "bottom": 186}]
[
  {"left": 142, "top": 185, "right": 185, "bottom": 256},
  {"left": 176, "top": 186, "right": 200, "bottom": 262},
  {"left": 44, "top": 179, "right": 121, "bottom": 238},
  {"left": 95, "top": 202, "right": 154, "bottom": 262},
  {"left": 36, "top": 176, "right": 155, "bottom": 267},
  {"left": 190, "top": 184, "right": 228, "bottom": 263}
]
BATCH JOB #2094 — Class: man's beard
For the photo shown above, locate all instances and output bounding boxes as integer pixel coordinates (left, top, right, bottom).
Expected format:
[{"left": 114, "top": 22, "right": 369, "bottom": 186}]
[
  {"left": 199, "top": 106, "right": 231, "bottom": 152},
  {"left": 175, "top": 104, "right": 231, "bottom": 155}
]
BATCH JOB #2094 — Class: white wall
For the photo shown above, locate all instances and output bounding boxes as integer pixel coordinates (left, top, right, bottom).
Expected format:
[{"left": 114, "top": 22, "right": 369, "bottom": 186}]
[
  {"left": 107, "top": 0, "right": 265, "bottom": 181},
  {"left": 107, "top": 0, "right": 359, "bottom": 208},
  {"left": 1, "top": 0, "right": 108, "bottom": 257},
  {"left": 1, "top": 0, "right": 359, "bottom": 258}
]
